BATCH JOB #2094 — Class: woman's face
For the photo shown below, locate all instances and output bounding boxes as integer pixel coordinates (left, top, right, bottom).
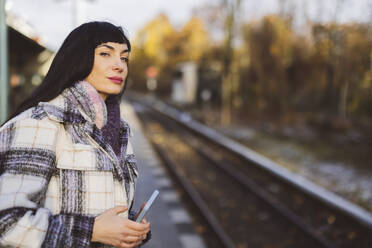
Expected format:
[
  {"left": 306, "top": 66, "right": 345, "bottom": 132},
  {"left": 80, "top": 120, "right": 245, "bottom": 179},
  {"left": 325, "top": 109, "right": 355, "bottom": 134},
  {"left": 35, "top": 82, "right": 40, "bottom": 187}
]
[{"left": 85, "top": 42, "right": 129, "bottom": 100}]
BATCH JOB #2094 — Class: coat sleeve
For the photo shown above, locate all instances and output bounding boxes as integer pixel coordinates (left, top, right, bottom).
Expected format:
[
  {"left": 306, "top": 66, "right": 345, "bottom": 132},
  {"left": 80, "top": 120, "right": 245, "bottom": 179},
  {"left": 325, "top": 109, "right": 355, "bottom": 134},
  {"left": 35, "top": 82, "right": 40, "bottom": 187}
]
[{"left": 0, "top": 117, "right": 95, "bottom": 248}]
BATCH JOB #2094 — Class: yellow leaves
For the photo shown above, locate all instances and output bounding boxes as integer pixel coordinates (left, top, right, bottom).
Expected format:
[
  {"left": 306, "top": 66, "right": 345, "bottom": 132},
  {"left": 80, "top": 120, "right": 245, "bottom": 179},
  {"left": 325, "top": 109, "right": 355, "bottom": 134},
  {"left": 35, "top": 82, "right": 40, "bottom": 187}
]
[
  {"left": 133, "top": 14, "right": 210, "bottom": 65},
  {"left": 133, "top": 13, "right": 174, "bottom": 63},
  {"left": 245, "top": 14, "right": 293, "bottom": 71},
  {"left": 315, "top": 39, "right": 331, "bottom": 59},
  {"left": 262, "top": 15, "right": 293, "bottom": 67},
  {"left": 181, "top": 16, "right": 211, "bottom": 61},
  {"left": 130, "top": 13, "right": 211, "bottom": 92}
]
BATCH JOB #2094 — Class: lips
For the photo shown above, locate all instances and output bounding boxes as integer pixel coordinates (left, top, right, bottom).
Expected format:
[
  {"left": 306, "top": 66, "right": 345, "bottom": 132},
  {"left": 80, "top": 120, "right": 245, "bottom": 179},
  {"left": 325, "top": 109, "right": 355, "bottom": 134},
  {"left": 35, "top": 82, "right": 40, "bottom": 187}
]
[{"left": 108, "top": 76, "right": 123, "bottom": 84}]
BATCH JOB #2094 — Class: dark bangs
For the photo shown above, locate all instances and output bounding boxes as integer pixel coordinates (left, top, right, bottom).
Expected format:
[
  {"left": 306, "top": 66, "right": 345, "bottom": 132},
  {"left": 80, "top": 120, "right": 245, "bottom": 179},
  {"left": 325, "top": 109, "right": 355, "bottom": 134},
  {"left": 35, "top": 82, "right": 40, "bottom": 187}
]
[{"left": 90, "top": 22, "right": 131, "bottom": 52}]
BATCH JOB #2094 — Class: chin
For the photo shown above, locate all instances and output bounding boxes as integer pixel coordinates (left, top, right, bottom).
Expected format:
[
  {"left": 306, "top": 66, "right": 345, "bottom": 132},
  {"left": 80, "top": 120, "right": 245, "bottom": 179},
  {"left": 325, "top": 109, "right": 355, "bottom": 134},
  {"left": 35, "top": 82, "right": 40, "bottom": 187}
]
[{"left": 103, "top": 86, "right": 124, "bottom": 96}]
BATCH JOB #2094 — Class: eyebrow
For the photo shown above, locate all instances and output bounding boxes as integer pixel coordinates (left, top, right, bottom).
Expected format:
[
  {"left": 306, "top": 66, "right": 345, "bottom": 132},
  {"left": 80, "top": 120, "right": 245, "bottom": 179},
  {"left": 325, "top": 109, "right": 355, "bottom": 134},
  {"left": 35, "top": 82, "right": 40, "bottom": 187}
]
[{"left": 97, "top": 44, "right": 129, "bottom": 54}]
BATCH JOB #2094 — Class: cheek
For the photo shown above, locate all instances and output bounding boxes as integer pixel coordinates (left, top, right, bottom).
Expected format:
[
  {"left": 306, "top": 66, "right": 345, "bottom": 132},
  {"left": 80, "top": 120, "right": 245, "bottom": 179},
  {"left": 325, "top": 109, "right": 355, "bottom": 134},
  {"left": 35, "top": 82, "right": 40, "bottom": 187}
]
[
  {"left": 92, "top": 58, "right": 108, "bottom": 74},
  {"left": 124, "top": 64, "right": 129, "bottom": 74},
  {"left": 88, "top": 66, "right": 99, "bottom": 80}
]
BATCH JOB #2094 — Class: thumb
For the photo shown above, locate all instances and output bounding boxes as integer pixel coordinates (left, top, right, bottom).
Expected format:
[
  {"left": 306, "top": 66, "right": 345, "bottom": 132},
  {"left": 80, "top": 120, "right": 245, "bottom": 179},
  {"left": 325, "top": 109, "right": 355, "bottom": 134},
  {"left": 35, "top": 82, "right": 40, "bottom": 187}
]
[{"left": 109, "top": 206, "right": 128, "bottom": 215}]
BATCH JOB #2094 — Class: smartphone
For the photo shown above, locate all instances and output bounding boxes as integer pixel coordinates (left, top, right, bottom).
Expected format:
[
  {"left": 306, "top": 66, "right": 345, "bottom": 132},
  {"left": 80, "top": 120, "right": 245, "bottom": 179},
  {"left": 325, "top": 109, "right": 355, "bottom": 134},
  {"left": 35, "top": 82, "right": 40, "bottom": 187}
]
[{"left": 135, "top": 190, "right": 160, "bottom": 222}]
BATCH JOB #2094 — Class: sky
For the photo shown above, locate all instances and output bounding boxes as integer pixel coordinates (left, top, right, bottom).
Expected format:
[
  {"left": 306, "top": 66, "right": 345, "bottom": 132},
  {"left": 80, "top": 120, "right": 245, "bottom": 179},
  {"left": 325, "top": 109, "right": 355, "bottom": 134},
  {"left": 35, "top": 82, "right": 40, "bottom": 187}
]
[
  {"left": 6, "top": 0, "right": 210, "bottom": 50},
  {"left": 6, "top": 0, "right": 372, "bottom": 51}
]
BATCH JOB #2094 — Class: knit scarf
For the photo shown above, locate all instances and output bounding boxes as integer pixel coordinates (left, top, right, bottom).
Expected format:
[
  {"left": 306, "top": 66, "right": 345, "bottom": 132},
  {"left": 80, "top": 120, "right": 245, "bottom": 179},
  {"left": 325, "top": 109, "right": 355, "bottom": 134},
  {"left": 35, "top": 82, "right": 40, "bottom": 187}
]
[
  {"left": 66, "top": 81, "right": 122, "bottom": 157},
  {"left": 102, "top": 96, "right": 121, "bottom": 157}
]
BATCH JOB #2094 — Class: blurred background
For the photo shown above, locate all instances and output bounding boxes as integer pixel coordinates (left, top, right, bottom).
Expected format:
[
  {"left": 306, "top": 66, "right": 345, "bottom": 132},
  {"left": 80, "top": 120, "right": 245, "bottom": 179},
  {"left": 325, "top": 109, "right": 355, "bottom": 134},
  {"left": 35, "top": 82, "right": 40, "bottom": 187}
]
[{"left": 1, "top": 0, "right": 372, "bottom": 232}]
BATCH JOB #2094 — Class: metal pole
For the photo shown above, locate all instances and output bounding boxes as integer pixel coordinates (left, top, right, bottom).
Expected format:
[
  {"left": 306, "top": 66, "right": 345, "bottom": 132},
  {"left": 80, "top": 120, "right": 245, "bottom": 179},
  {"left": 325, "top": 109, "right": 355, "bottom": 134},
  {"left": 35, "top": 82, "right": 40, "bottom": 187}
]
[{"left": 0, "top": 0, "right": 9, "bottom": 124}]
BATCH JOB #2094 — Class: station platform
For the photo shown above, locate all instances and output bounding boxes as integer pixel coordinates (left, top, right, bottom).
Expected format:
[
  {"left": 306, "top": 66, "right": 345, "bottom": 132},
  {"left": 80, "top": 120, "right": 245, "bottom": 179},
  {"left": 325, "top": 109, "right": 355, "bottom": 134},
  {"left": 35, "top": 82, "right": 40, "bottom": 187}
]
[{"left": 120, "top": 101, "right": 207, "bottom": 248}]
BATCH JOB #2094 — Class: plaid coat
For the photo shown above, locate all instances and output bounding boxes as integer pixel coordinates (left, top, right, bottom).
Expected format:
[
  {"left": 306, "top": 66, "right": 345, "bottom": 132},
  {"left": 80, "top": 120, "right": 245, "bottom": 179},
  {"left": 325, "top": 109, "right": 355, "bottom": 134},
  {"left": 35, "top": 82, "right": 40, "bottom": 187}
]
[{"left": 0, "top": 82, "right": 139, "bottom": 247}]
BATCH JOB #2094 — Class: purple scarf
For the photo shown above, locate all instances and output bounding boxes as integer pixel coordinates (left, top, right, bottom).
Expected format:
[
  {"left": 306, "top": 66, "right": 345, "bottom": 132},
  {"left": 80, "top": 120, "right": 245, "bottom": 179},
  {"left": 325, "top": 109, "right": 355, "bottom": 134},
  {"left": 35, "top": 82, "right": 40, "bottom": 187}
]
[{"left": 101, "top": 96, "right": 122, "bottom": 157}]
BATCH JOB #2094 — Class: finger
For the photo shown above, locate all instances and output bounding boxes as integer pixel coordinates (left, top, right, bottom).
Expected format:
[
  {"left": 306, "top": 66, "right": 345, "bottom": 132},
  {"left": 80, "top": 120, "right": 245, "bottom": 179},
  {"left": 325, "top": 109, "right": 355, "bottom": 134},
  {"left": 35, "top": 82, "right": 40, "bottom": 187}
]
[
  {"left": 123, "top": 235, "right": 143, "bottom": 242},
  {"left": 143, "top": 223, "right": 150, "bottom": 233},
  {"left": 141, "top": 234, "right": 147, "bottom": 241},
  {"left": 126, "top": 225, "right": 147, "bottom": 234},
  {"left": 122, "top": 241, "right": 140, "bottom": 248},
  {"left": 127, "top": 220, "right": 150, "bottom": 231},
  {"left": 119, "top": 242, "right": 128, "bottom": 248},
  {"left": 110, "top": 206, "right": 128, "bottom": 215},
  {"left": 128, "top": 240, "right": 142, "bottom": 247},
  {"left": 123, "top": 229, "right": 143, "bottom": 237},
  {"left": 120, "top": 241, "right": 135, "bottom": 248},
  {"left": 135, "top": 240, "right": 143, "bottom": 246}
]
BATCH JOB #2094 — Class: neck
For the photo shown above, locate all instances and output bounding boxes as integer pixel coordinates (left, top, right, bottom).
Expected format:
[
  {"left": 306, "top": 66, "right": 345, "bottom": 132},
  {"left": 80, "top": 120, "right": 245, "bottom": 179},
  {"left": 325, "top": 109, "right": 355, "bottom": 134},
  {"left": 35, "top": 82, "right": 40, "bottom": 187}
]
[{"left": 98, "top": 92, "right": 108, "bottom": 101}]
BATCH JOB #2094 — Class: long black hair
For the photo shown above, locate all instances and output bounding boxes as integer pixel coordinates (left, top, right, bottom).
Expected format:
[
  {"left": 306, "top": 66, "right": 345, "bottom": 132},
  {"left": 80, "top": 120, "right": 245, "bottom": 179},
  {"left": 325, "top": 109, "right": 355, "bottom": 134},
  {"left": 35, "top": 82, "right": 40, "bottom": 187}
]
[{"left": 7, "top": 21, "right": 131, "bottom": 123}]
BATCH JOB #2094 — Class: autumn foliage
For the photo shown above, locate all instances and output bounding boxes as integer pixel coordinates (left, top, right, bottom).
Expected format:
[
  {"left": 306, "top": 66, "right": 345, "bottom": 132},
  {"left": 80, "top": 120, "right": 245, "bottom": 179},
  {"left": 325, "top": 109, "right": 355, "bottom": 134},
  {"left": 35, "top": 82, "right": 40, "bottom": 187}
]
[
  {"left": 129, "top": 14, "right": 210, "bottom": 95},
  {"left": 129, "top": 13, "right": 372, "bottom": 128},
  {"left": 241, "top": 17, "right": 372, "bottom": 123}
]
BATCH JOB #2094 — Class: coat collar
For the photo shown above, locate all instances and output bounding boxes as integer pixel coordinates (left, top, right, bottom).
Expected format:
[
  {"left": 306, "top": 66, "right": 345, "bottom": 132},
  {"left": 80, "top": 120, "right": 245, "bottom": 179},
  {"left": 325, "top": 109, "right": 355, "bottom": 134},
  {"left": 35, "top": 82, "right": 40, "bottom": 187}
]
[
  {"left": 37, "top": 81, "right": 134, "bottom": 183},
  {"left": 39, "top": 81, "right": 107, "bottom": 129},
  {"left": 38, "top": 80, "right": 131, "bottom": 145}
]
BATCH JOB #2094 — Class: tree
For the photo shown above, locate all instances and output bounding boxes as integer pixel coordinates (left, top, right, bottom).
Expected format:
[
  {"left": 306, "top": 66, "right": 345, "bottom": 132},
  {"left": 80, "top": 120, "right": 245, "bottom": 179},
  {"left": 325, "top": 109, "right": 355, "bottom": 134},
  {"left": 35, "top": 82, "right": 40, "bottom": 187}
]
[
  {"left": 221, "top": 0, "right": 242, "bottom": 126},
  {"left": 242, "top": 15, "right": 293, "bottom": 114},
  {"left": 130, "top": 14, "right": 211, "bottom": 94}
]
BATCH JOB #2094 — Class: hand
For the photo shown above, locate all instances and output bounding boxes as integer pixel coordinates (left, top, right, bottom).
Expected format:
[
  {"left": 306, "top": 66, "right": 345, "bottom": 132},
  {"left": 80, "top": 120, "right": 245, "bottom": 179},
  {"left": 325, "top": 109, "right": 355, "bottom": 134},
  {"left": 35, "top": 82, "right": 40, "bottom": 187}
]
[
  {"left": 92, "top": 206, "right": 151, "bottom": 248},
  {"left": 139, "top": 218, "right": 149, "bottom": 241}
]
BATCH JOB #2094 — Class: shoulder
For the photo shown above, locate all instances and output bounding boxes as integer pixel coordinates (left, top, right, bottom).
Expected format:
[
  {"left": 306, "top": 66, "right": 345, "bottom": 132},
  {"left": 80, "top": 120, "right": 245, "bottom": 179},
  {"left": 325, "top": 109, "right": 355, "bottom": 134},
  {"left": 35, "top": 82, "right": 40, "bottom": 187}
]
[
  {"left": 1, "top": 93, "right": 68, "bottom": 131},
  {"left": 1, "top": 107, "right": 60, "bottom": 131},
  {"left": 0, "top": 107, "right": 61, "bottom": 151}
]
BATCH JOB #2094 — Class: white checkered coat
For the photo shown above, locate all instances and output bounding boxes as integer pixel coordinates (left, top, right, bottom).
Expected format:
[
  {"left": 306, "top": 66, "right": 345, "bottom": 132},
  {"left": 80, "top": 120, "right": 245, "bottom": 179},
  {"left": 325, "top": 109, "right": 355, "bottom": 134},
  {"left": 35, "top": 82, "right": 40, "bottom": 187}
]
[{"left": 0, "top": 82, "right": 139, "bottom": 247}]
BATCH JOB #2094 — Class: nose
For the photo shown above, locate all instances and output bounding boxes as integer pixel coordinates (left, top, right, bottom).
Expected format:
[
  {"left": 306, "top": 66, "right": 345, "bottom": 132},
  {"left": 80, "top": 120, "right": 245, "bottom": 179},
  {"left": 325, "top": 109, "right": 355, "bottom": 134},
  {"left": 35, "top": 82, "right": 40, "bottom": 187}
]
[{"left": 113, "top": 56, "right": 125, "bottom": 73}]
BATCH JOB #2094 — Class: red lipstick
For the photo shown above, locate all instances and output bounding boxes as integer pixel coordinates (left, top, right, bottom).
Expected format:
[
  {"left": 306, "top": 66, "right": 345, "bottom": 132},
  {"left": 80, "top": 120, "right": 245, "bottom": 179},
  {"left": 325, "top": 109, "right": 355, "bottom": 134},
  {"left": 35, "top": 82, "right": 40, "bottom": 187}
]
[{"left": 108, "top": 76, "right": 123, "bottom": 84}]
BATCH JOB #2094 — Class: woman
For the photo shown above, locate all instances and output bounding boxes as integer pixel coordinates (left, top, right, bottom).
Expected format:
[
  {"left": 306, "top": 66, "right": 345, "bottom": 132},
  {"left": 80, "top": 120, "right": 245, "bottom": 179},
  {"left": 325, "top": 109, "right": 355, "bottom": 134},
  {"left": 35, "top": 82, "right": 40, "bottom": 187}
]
[{"left": 0, "top": 21, "right": 151, "bottom": 248}]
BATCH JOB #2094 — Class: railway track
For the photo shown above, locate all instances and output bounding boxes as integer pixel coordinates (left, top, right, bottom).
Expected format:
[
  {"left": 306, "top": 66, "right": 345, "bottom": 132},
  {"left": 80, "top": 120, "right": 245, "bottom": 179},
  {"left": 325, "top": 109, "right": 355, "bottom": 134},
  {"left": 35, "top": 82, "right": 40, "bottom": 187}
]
[{"left": 128, "top": 95, "right": 372, "bottom": 248}]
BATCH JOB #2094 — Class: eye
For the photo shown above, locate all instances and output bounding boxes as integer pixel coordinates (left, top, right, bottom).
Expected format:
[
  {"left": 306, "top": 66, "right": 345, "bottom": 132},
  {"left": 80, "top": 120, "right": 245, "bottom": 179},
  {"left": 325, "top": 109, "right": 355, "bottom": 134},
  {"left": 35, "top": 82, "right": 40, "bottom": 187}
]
[
  {"left": 121, "top": 57, "right": 129, "bottom": 63},
  {"left": 99, "top": 52, "right": 110, "bottom": 57}
]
